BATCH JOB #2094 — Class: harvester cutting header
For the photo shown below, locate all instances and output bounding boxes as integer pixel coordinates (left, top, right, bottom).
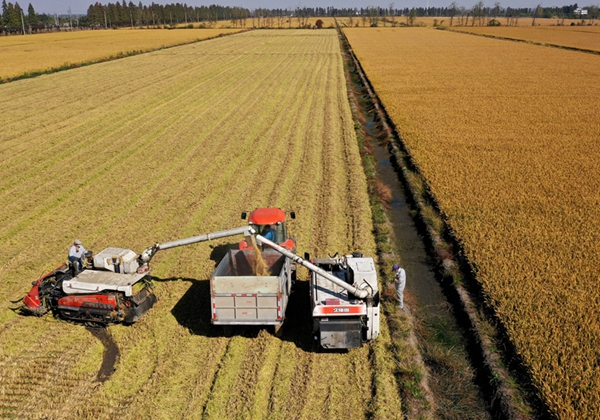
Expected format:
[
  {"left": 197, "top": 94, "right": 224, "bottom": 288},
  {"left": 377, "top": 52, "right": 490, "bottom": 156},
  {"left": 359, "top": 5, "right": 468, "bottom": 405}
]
[{"left": 16, "top": 208, "right": 380, "bottom": 349}]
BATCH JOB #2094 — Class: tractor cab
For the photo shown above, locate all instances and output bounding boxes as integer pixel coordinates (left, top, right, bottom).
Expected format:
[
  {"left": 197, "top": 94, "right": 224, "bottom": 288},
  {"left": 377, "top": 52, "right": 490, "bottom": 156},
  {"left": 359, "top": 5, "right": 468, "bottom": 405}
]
[{"left": 239, "top": 207, "right": 296, "bottom": 250}]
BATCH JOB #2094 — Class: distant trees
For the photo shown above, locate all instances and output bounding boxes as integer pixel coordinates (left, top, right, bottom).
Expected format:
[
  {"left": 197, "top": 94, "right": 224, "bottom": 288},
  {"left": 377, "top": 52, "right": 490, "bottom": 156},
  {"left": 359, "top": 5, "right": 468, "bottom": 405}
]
[
  {"left": 2, "top": 0, "right": 599, "bottom": 35},
  {"left": 407, "top": 8, "right": 417, "bottom": 25},
  {"left": 27, "top": 3, "right": 36, "bottom": 29},
  {"left": 0, "top": 2, "right": 62, "bottom": 34},
  {"left": 472, "top": 1, "right": 485, "bottom": 25},
  {"left": 2, "top": 0, "right": 22, "bottom": 33},
  {"left": 83, "top": 2, "right": 253, "bottom": 28},
  {"left": 448, "top": 1, "right": 458, "bottom": 26},
  {"left": 388, "top": 3, "right": 396, "bottom": 26},
  {"left": 532, "top": 3, "right": 543, "bottom": 25}
]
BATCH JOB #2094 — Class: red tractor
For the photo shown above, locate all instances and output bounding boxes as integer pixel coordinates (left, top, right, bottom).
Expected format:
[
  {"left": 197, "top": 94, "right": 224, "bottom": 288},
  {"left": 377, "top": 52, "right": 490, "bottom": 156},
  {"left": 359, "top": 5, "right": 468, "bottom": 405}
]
[{"left": 239, "top": 208, "right": 296, "bottom": 251}]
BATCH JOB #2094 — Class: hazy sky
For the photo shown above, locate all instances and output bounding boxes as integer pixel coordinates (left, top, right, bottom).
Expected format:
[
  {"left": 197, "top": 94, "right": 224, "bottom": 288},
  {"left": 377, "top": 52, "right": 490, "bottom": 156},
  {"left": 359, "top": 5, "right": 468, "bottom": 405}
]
[{"left": 28, "top": 0, "right": 580, "bottom": 16}]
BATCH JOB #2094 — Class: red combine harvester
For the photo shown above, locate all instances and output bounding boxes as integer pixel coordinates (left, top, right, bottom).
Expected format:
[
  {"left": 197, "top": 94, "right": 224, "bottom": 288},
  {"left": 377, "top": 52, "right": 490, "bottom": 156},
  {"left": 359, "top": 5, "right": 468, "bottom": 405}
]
[{"left": 17, "top": 226, "right": 255, "bottom": 327}]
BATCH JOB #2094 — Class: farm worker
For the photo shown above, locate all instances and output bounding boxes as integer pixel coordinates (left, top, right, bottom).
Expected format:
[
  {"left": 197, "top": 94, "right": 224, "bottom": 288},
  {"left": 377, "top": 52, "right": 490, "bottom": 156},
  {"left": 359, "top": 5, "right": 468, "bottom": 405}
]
[
  {"left": 68, "top": 239, "right": 87, "bottom": 270},
  {"left": 392, "top": 264, "right": 406, "bottom": 309},
  {"left": 263, "top": 225, "right": 276, "bottom": 242}
]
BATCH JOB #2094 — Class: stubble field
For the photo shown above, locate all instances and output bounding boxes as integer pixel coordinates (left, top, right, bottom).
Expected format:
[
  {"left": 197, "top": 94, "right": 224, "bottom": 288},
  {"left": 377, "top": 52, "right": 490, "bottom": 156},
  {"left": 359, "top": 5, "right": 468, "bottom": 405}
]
[
  {"left": 0, "top": 30, "right": 403, "bottom": 419},
  {"left": 345, "top": 27, "right": 600, "bottom": 419}
]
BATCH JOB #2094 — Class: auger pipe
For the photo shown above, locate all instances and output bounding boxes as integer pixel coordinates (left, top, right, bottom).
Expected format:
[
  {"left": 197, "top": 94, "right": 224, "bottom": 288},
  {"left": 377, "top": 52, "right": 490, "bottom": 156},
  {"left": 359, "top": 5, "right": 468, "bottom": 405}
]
[
  {"left": 140, "top": 226, "right": 255, "bottom": 263},
  {"left": 256, "top": 234, "right": 370, "bottom": 299},
  {"left": 158, "top": 226, "right": 255, "bottom": 250}
]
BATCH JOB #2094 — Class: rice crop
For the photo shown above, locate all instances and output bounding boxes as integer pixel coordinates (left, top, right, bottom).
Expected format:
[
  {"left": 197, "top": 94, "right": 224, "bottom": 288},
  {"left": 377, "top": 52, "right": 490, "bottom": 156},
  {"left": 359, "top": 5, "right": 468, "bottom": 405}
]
[
  {"left": 345, "top": 26, "right": 600, "bottom": 419},
  {"left": 450, "top": 24, "right": 600, "bottom": 52}
]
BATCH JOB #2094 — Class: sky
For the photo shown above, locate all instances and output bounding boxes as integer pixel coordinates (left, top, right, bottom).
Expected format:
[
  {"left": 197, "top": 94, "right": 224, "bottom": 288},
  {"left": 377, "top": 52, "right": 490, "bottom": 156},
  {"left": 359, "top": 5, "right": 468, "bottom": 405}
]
[{"left": 28, "top": 0, "right": 585, "bottom": 16}]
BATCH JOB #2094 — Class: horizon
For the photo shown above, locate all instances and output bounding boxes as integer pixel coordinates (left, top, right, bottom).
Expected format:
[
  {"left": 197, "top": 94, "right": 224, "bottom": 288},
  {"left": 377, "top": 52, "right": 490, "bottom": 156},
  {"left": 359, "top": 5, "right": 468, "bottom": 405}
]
[{"left": 25, "top": 0, "right": 592, "bottom": 16}]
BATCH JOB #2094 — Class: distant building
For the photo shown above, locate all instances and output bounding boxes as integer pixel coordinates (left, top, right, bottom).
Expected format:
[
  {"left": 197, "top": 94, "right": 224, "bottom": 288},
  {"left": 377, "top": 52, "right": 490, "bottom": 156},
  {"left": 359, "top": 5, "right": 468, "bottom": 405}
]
[{"left": 574, "top": 7, "right": 588, "bottom": 15}]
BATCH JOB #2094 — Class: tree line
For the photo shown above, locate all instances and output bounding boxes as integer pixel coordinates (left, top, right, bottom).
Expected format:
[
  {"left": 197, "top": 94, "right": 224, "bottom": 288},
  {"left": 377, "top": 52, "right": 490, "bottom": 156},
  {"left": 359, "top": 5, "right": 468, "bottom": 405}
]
[{"left": 2, "top": 1, "right": 598, "bottom": 35}]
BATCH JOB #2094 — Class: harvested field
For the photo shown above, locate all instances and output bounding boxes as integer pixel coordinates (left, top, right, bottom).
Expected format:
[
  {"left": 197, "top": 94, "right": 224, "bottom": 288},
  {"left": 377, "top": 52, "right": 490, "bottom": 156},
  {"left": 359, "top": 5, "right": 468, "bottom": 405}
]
[
  {"left": 450, "top": 25, "right": 600, "bottom": 52},
  {"left": 0, "top": 30, "right": 403, "bottom": 419},
  {"left": 0, "top": 28, "right": 242, "bottom": 80},
  {"left": 345, "top": 27, "right": 600, "bottom": 419}
]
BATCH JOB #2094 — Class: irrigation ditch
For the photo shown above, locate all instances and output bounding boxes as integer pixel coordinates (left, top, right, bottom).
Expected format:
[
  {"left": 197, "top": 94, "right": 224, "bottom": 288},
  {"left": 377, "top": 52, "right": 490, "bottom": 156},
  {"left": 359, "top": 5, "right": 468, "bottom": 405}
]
[{"left": 336, "top": 25, "right": 547, "bottom": 419}]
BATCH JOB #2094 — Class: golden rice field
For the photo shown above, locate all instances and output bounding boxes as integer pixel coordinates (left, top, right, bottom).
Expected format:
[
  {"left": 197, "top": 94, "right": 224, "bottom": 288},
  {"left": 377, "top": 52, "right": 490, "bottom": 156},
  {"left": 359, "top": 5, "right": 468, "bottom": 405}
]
[
  {"left": 0, "top": 30, "right": 406, "bottom": 419},
  {"left": 0, "top": 28, "right": 242, "bottom": 80},
  {"left": 345, "top": 27, "right": 600, "bottom": 419},
  {"left": 451, "top": 24, "right": 600, "bottom": 51}
]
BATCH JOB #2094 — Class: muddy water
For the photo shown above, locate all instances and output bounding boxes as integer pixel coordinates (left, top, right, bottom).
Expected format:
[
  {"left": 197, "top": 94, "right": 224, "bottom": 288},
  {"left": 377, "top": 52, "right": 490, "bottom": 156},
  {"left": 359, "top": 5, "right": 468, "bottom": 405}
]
[{"left": 87, "top": 327, "right": 120, "bottom": 383}]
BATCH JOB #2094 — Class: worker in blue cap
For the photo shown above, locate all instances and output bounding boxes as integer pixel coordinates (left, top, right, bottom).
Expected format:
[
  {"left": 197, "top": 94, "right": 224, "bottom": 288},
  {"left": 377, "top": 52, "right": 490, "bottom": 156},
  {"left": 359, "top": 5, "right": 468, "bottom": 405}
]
[{"left": 392, "top": 264, "right": 406, "bottom": 309}]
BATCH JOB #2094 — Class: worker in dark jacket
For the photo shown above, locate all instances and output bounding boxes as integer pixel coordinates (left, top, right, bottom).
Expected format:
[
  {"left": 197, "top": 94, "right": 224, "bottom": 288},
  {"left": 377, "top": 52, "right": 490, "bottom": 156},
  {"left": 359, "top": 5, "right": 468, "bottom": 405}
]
[{"left": 393, "top": 264, "right": 406, "bottom": 309}]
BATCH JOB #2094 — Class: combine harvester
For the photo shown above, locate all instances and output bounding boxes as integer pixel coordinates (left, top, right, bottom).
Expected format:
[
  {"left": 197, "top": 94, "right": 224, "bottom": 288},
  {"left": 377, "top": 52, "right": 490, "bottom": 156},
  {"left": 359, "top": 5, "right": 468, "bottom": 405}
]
[
  {"left": 255, "top": 234, "right": 380, "bottom": 349},
  {"left": 18, "top": 225, "right": 256, "bottom": 327},
  {"left": 17, "top": 208, "right": 380, "bottom": 349}
]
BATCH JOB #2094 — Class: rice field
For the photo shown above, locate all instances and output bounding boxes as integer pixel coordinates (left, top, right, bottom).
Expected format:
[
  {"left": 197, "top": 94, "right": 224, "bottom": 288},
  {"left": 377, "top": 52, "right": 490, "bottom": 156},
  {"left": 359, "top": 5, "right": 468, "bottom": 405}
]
[
  {"left": 0, "top": 28, "right": 242, "bottom": 80},
  {"left": 450, "top": 24, "right": 600, "bottom": 52},
  {"left": 0, "top": 30, "right": 405, "bottom": 419},
  {"left": 345, "top": 27, "right": 600, "bottom": 419}
]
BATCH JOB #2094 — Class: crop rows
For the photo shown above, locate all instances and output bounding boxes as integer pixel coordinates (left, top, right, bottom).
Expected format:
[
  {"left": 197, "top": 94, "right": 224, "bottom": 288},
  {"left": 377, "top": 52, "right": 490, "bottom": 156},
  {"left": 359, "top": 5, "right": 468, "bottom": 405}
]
[
  {"left": 345, "top": 27, "right": 600, "bottom": 418},
  {"left": 0, "top": 30, "right": 402, "bottom": 419}
]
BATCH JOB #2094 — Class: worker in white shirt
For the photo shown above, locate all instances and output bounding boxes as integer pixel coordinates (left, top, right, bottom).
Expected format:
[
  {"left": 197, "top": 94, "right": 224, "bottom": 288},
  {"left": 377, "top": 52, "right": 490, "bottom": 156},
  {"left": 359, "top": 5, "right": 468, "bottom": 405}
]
[
  {"left": 392, "top": 264, "right": 406, "bottom": 309},
  {"left": 68, "top": 239, "right": 86, "bottom": 270}
]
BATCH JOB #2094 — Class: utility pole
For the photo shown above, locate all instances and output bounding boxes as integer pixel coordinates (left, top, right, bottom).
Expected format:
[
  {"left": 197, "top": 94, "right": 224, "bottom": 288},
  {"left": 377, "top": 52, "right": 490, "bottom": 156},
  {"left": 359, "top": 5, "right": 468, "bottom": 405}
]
[
  {"left": 104, "top": 9, "right": 107, "bottom": 28},
  {"left": 20, "top": 9, "right": 25, "bottom": 34}
]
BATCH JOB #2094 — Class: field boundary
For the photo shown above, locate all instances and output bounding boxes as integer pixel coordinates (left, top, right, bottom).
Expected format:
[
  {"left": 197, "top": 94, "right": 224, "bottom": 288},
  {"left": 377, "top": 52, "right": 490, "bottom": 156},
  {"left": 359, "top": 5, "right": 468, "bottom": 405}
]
[
  {"left": 439, "top": 26, "right": 600, "bottom": 55},
  {"left": 0, "top": 29, "right": 249, "bottom": 84},
  {"left": 339, "top": 26, "right": 547, "bottom": 419}
]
